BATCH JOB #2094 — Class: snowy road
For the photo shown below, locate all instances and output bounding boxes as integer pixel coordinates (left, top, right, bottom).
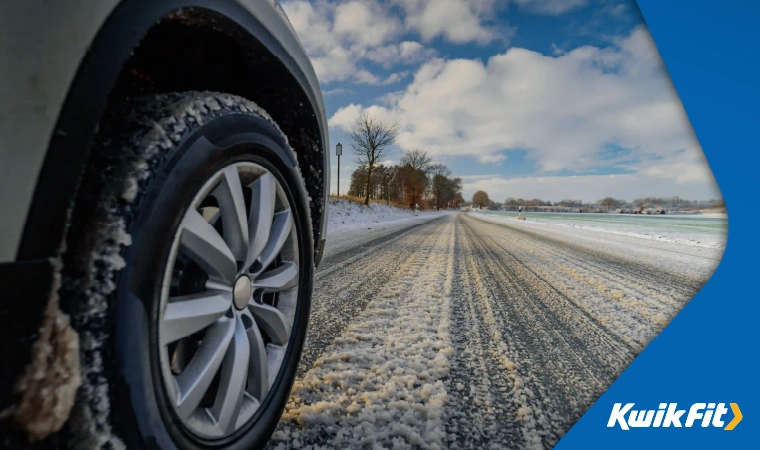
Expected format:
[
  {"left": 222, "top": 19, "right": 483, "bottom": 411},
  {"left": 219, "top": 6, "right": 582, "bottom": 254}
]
[{"left": 267, "top": 212, "right": 720, "bottom": 449}]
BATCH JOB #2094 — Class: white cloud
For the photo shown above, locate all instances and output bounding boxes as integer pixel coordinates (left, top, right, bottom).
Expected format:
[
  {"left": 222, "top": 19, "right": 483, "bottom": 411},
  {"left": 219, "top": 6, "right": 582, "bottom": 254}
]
[
  {"left": 392, "top": 0, "right": 505, "bottom": 44},
  {"left": 634, "top": 149, "right": 717, "bottom": 185},
  {"left": 365, "top": 41, "right": 439, "bottom": 67},
  {"left": 331, "top": 26, "right": 705, "bottom": 172},
  {"left": 328, "top": 103, "right": 363, "bottom": 129},
  {"left": 477, "top": 153, "right": 507, "bottom": 164},
  {"left": 283, "top": 0, "right": 411, "bottom": 84},
  {"left": 282, "top": 1, "right": 350, "bottom": 83},
  {"left": 329, "top": 25, "right": 720, "bottom": 199},
  {"left": 282, "top": 0, "right": 483, "bottom": 85},
  {"left": 333, "top": 1, "right": 402, "bottom": 47},
  {"left": 282, "top": 0, "right": 521, "bottom": 85},
  {"left": 323, "top": 88, "right": 354, "bottom": 96},
  {"left": 399, "top": 41, "right": 425, "bottom": 59},
  {"left": 600, "top": 2, "right": 629, "bottom": 18},
  {"left": 512, "top": 0, "right": 588, "bottom": 16},
  {"left": 354, "top": 69, "right": 409, "bottom": 86},
  {"left": 327, "top": 103, "right": 398, "bottom": 130}
]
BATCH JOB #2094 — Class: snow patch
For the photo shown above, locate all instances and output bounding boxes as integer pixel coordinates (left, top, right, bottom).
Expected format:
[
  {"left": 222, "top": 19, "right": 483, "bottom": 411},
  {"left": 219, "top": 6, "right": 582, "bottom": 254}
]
[
  {"left": 4, "top": 260, "right": 81, "bottom": 442},
  {"left": 269, "top": 222, "right": 457, "bottom": 449},
  {"left": 327, "top": 198, "right": 450, "bottom": 235}
]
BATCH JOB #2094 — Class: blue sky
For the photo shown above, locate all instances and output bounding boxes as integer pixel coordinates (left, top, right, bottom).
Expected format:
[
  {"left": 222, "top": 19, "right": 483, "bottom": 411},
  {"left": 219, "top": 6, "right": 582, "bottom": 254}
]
[{"left": 282, "top": 0, "right": 722, "bottom": 203}]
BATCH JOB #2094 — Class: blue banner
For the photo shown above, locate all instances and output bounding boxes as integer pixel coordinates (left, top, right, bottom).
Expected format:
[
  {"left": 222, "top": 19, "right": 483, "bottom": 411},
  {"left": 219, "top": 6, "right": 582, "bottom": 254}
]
[{"left": 557, "top": 1, "right": 758, "bottom": 448}]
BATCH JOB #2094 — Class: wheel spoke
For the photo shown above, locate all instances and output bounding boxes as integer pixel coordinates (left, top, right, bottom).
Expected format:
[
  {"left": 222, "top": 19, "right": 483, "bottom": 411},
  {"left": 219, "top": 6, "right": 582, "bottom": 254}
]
[
  {"left": 214, "top": 166, "right": 249, "bottom": 262},
  {"left": 180, "top": 209, "right": 237, "bottom": 282},
  {"left": 209, "top": 315, "right": 250, "bottom": 434},
  {"left": 160, "top": 163, "right": 300, "bottom": 438},
  {"left": 256, "top": 210, "right": 293, "bottom": 272},
  {"left": 241, "top": 309, "right": 269, "bottom": 402},
  {"left": 161, "top": 291, "right": 232, "bottom": 345},
  {"left": 174, "top": 317, "right": 235, "bottom": 419},
  {"left": 248, "top": 302, "right": 291, "bottom": 346},
  {"left": 253, "top": 262, "right": 298, "bottom": 292},
  {"left": 244, "top": 173, "right": 276, "bottom": 271}
]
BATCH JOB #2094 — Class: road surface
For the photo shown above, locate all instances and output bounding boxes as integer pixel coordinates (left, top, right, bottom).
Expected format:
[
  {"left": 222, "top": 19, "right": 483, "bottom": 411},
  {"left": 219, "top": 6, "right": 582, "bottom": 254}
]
[{"left": 267, "top": 212, "right": 718, "bottom": 450}]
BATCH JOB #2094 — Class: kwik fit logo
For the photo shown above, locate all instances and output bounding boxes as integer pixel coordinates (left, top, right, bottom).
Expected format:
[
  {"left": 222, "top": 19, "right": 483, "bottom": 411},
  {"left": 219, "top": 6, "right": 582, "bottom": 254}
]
[{"left": 608, "top": 403, "right": 742, "bottom": 430}]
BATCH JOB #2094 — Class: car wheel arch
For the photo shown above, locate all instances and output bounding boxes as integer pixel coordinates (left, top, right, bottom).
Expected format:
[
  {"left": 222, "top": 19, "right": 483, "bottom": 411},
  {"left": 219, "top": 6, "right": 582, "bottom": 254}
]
[{"left": 17, "top": 0, "right": 327, "bottom": 267}]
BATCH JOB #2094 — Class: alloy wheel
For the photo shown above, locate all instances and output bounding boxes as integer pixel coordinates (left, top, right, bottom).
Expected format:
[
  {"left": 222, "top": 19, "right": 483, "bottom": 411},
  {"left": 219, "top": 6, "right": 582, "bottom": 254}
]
[{"left": 157, "top": 162, "right": 300, "bottom": 439}]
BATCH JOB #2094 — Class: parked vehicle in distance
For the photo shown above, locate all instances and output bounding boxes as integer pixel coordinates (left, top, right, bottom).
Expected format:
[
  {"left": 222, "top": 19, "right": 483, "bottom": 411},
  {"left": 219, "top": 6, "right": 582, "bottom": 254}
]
[{"left": 0, "top": 1, "right": 328, "bottom": 449}]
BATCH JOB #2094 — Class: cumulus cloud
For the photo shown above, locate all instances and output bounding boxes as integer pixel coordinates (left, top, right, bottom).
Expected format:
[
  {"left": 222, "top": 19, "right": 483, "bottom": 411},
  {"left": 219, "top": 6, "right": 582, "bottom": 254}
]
[
  {"left": 323, "top": 88, "right": 354, "bottom": 96},
  {"left": 365, "top": 41, "right": 439, "bottom": 68},
  {"left": 328, "top": 103, "right": 398, "bottom": 130},
  {"left": 477, "top": 153, "right": 507, "bottom": 164},
  {"left": 512, "top": 0, "right": 588, "bottom": 15},
  {"left": 283, "top": 0, "right": 507, "bottom": 85},
  {"left": 329, "top": 26, "right": 711, "bottom": 188},
  {"left": 392, "top": 0, "right": 506, "bottom": 44},
  {"left": 282, "top": 0, "right": 410, "bottom": 84},
  {"left": 333, "top": 0, "right": 401, "bottom": 47},
  {"left": 354, "top": 69, "right": 410, "bottom": 85}
]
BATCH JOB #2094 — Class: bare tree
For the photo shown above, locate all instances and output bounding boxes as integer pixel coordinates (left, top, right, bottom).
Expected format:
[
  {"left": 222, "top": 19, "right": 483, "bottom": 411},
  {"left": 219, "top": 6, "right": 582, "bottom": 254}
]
[
  {"left": 399, "top": 149, "right": 432, "bottom": 206},
  {"left": 349, "top": 110, "right": 399, "bottom": 205},
  {"left": 429, "top": 163, "right": 451, "bottom": 211},
  {"left": 472, "top": 190, "right": 490, "bottom": 209}
]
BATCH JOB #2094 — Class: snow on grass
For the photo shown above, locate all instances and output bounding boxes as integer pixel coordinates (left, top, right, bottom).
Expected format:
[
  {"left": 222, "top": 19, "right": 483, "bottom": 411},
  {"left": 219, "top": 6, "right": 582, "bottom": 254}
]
[
  {"left": 269, "top": 221, "right": 456, "bottom": 450},
  {"left": 327, "top": 198, "right": 450, "bottom": 235},
  {"left": 473, "top": 210, "right": 727, "bottom": 250}
]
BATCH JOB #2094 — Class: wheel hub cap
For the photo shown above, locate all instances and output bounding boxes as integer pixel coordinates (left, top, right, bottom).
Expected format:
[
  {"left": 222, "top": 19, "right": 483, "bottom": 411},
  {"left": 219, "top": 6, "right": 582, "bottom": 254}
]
[{"left": 233, "top": 276, "right": 252, "bottom": 310}]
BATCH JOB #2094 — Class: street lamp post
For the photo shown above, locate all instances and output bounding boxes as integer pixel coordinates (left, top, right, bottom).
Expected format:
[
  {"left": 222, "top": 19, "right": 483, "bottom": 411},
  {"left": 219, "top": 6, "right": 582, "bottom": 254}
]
[{"left": 336, "top": 143, "right": 342, "bottom": 196}]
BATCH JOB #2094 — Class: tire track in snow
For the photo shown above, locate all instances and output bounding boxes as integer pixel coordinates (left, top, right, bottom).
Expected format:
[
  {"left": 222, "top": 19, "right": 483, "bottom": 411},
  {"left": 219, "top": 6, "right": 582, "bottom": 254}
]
[
  {"left": 470, "top": 214, "right": 706, "bottom": 302},
  {"left": 301, "top": 217, "right": 446, "bottom": 373},
  {"left": 444, "top": 219, "right": 544, "bottom": 450},
  {"left": 268, "top": 219, "right": 456, "bottom": 449},
  {"left": 269, "top": 212, "right": 715, "bottom": 449},
  {"left": 465, "top": 213, "right": 710, "bottom": 350},
  {"left": 450, "top": 216, "right": 636, "bottom": 447},
  {"left": 464, "top": 218, "right": 636, "bottom": 366}
]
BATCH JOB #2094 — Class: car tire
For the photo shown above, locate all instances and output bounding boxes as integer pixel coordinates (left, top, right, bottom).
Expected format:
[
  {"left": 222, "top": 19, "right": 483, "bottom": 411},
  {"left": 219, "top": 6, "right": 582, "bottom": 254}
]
[{"left": 58, "top": 92, "right": 313, "bottom": 450}]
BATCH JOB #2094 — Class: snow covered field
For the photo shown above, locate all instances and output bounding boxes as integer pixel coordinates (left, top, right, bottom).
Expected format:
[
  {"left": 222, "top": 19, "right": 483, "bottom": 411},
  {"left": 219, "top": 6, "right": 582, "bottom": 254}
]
[
  {"left": 474, "top": 210, "right": 728, "bottom": 250},
  {"left": 267, "top": 211, "right": 724, "bottom": 449},
  {"left": 324, "top": 198, "right": 453, "bottom": 255},
  {"left": 327, "top": 198, "right": 450, "bottom": 233}
]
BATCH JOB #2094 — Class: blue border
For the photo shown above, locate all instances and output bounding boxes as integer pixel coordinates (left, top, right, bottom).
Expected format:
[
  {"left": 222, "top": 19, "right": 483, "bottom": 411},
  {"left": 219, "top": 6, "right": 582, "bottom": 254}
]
[{"left": 556, "top": 1, "right": 758, "bottom": 448}]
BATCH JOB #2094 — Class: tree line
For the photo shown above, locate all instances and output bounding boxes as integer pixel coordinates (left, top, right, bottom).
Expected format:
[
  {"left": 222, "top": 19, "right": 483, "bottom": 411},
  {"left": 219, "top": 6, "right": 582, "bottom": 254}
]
[
  {"left": 597, "top": 196, "right": 725, "bottom": 211},
  {"left": 345, "top": 111, "right": 463, "bottom": 210},
  {"left": 345, "top": 110, "right": 724, "bottom": 213},
  {"left": 468, "top": 191, "right": 725, "bottom": 212}
]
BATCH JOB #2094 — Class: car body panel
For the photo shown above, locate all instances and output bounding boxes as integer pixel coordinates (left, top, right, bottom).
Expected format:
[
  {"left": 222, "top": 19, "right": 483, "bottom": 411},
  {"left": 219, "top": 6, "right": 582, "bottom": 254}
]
[
  {"left": 0, "top": 0, "right": 119, "bottom": 262},
  {"left": 0, "top": 0, "right": 329, "bottom": 263}
]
